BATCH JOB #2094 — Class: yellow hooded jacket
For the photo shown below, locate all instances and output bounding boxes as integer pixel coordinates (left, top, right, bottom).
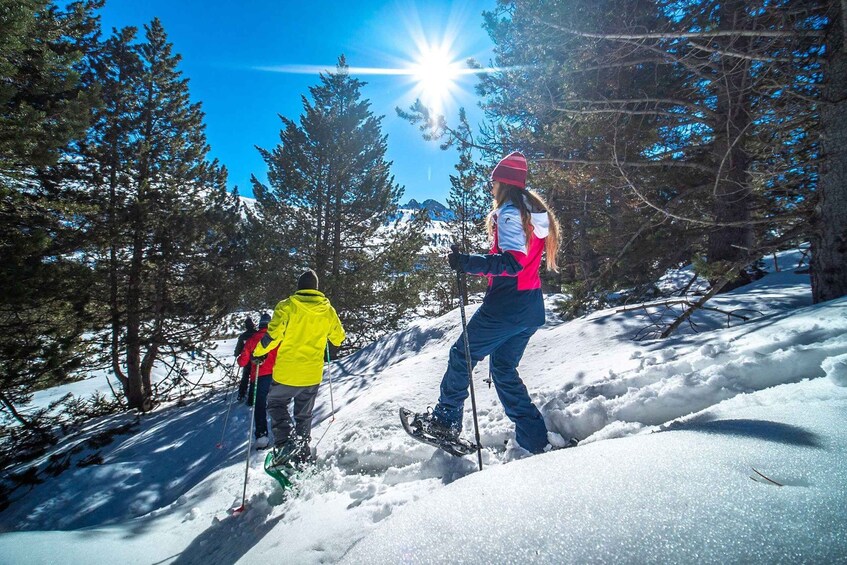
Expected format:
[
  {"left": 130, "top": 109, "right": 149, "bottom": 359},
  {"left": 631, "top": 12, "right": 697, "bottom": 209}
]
[{"left": 253, "top": 290, "right": 345, "bottom": 387}]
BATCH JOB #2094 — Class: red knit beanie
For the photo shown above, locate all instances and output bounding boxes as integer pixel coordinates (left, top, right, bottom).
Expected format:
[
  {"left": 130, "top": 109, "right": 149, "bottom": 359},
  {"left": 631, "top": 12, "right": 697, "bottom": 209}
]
[{"left": 491, "top": 151, "right": 528, "bottom": 188}]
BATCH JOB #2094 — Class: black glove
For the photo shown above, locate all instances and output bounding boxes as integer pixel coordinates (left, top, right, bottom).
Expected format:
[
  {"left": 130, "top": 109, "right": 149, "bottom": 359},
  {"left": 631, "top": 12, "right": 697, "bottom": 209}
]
[
  {"left": 448, "top": 244, "right": 463, "bottom": 271},
  {"left": 250, "top": 354, "right": 268, "bottom": 366}
]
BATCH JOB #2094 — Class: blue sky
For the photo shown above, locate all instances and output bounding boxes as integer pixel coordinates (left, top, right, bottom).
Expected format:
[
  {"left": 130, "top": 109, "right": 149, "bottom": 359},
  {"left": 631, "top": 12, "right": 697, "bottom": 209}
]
[{"left": 99, "top": 0, "right": 496, "bottom": 204}]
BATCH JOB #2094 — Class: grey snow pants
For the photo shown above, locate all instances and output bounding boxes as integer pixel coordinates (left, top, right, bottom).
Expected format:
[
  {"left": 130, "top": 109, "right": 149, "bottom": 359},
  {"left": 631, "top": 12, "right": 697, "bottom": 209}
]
[{"left": 266, "top": 381, "right": 320, "bottom": 447}]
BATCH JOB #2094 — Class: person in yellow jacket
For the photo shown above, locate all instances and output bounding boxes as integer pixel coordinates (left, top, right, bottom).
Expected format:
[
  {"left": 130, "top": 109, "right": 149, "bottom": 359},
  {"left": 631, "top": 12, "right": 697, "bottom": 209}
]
[{"left": 253, "top": 269, "right": 345, "bottom": 468}]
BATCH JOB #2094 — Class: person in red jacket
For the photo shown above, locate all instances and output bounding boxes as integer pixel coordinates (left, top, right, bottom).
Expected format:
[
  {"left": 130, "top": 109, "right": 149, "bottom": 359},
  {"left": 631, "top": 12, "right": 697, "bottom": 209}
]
[
  {"left": 237, "top": 313, "right": 277, "bottom": 449},
  {"left": 234, "top": 316, "right": 257, "bottom": 403}
]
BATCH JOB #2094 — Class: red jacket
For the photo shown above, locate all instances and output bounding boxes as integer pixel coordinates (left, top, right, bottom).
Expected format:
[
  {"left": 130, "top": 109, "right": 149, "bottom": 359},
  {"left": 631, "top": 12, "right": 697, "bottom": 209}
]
[{"left": 237, "top": 328, "right": 277, "bottom": 380}]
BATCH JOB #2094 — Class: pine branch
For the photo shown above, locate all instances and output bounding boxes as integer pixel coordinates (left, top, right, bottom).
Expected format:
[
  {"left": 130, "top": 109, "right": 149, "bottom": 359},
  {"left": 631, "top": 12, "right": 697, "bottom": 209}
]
[{"left": 0, "top": 391, "right": 37, "bottom": 430}]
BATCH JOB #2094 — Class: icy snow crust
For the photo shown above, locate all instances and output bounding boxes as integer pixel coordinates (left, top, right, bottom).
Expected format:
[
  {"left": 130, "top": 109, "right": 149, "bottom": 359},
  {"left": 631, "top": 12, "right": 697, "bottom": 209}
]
[{"left": 2, "top": 249, "right": 846, "bottom": 563}]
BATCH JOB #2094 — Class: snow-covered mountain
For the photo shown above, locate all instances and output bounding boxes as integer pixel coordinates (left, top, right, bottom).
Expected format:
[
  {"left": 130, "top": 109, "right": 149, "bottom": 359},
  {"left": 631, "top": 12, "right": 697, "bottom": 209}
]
[
  {"left": 387, "top": 205, "right": 453, "bottom": 252},
  {"left": 2, "top": 248, "right": 846, "bottom": 563},
  {"left": 400, "top": 198, "right": 454, "bottom": 222}
]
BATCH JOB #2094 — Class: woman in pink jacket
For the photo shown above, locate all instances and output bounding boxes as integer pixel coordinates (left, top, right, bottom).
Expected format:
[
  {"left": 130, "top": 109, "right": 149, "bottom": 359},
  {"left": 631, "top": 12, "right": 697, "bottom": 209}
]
[{"left": 413, "top": 152, "right": 561, "bottom": 454}]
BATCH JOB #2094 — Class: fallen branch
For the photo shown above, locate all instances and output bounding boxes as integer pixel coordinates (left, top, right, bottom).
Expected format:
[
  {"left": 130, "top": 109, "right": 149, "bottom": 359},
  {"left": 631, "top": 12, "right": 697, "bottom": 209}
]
[
  {"left": 661, "top": 277, "right": 731, "bottom": 338},
  {"left": 678, "top": 272, "right": 700, "bottom": 296},
  {"left": 750, "top": 466, "right": 784, "bottom": 487}
]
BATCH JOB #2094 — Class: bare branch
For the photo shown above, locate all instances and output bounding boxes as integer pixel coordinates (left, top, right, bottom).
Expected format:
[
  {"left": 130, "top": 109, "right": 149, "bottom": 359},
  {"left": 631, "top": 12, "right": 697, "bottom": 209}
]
[
  {"left": 553, "top": 107, "right": 706, "bottom": 120},
  {"left": 538, "top": 157, "right": 716, "bottom": 175},
  {"left": 660, "top": 276, "right": 730, "bottom": 338},
  {"left": 540, "top": 21, "right": 825, "bottom": 40},
  {"left": 556, "top": 97, "right": 716, "bottom": 118},
  {"left": 686, "top": 41, "right": 797, "bottom": 63},
  {"left": 609, "top": 147, "right": 790, "bottom": 228},
  {"left": 712, "top": 120, "right": 754, "bottom": 197}
]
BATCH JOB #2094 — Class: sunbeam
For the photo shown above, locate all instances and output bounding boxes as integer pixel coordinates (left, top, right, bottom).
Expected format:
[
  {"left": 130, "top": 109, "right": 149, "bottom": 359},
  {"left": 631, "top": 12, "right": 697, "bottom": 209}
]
[{"left": 252, "top": 4, "right": 511, "bottom": 121}]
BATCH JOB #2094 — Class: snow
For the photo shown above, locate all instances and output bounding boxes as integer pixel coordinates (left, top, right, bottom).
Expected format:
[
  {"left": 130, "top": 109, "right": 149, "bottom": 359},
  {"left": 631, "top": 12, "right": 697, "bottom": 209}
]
[
  {"left": 823, "top": 353, "right": 847, "bottom": 387},
  {"left": 2, "top": 248, "right": 846, "bottom": 563},
  {"left": 346, "top": 378, "right": 847, "bottom": 564}
]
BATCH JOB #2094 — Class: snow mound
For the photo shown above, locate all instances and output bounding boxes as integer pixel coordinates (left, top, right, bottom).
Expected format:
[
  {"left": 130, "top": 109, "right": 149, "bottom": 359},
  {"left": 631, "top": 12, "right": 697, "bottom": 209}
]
[
  {"left": 541, "top": 298, "right": 847, "bottom": 443},
  {"left": 823, "top": 353, "right": 847, "bottom": 387}
]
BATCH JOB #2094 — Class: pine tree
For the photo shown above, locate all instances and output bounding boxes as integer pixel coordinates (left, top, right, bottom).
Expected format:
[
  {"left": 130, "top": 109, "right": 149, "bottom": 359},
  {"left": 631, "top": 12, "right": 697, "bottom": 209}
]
[
  {"left": 253, "top": 56, "right": 427, "bottom": 348},
  {"left": 446, "top": 119, "right": 489, "bottom": 305},
  {"left": 471, "top": 0, "right": 693, "bottom": 303},
  {"left": 83, "top": 20, "right": 242, "bottom": 410},
  {"left": 0, "top": 0, "right": 101, "bottom": 427},
  {"left": 446, "top": 114, "right": 489, "bottom": 252},
  {"left": 439, "top": 0, "right": 825, "bottom": 304}
]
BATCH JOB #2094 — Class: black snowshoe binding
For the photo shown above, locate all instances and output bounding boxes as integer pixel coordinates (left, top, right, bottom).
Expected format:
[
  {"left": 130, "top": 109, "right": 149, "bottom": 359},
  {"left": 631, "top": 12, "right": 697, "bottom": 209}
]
[
  {"left": 268, "top": 437, "right": 311, "bottom": 469},
  {"left": 399, "top": 407, "right": 479, "bottom": 457},
  {"left": 264, "top": 436, "right": 313, "bottom": 490}
]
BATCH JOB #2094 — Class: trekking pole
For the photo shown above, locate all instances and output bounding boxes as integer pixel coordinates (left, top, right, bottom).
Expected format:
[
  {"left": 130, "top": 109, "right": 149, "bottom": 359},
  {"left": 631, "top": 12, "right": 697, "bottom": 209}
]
[
  {"left": 216, "top": 358, "right": 240, "bottom": 449},
  {"left": 233, "top": 361, "right": 261, "bottom": 514},
  {"left": 456, "top": 266, "right": 484, "bottom": 472},
  {"left": 313, "top": 343, "right": 336, "bottom": 450}
]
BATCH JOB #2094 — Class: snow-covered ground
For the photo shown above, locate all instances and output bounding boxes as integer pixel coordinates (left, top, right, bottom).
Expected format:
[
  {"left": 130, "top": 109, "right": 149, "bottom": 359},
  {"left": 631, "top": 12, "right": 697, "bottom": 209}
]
[{"left": 2, "top": 248, "right": 846, "bottom": 563}]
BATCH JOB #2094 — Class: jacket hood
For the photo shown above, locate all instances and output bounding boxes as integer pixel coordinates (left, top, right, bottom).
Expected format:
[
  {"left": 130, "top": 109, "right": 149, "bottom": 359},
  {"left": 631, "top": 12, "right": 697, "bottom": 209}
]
[
  {"left": 500, "top": 200, "right": 550, "bottom": 239},
  {"left": 290, "top": 289, "right": 332, "bottom": 314},
  {"left": 529, "top": 209, "right": 550, "bottom": 239}
]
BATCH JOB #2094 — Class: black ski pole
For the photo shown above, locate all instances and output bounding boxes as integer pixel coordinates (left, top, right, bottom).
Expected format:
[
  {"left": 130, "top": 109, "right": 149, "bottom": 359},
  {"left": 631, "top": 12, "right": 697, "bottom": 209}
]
[{"left": 456, "top": 267, "right": 483, "bottom": 471}]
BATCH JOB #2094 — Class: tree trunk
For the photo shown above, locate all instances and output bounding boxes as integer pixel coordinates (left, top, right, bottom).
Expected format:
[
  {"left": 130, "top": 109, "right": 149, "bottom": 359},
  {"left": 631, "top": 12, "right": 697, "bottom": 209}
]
[
  {"left": 811, "top": 0, "right": 847, "bottom": 303},
  {"left": 124, "top": 82, "right": 155, "bottom": 411},
  {"left": 577, "top": 184, "right": 598, "bottom": 277},
  {"left": 332, "top": 179, "right": 342, "bottom": 282},
  {"left": 108, "top": 138, "right": 127, "bottom": 390},
  {"left": 314, "top": 155, "right": 325, "bottom": 274},
  {"left": 315, "top": 162, "right": 331, "bottom": 278},
  {"left": 0, "top": 390, "right": 37, "bottom": 430},
  {"left": 707, "top": 0, "right": 753, "bottom": 268},
  {"left": 124, "top": 223, "right": 146, "bottom": 410},
  {"left": 140, "top": 345, "right": 158, "bottom": 409}
]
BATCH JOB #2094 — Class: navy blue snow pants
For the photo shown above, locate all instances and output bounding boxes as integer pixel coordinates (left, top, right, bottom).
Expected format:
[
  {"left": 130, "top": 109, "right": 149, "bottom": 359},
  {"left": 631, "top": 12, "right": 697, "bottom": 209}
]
[
  {"left": 248, "top": 375, "right": 272, "bottom": 439},
  {"left": 432, "top": 307, "right": 548, "bottom": 453}
]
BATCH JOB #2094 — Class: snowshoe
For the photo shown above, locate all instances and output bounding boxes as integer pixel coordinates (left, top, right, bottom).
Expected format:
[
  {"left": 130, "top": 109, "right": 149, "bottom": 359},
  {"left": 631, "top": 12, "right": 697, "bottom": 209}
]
[
  {"left": 562, "top": 437, "right": 579, "bottom": 449},
  {"left": 263, "top": 451, "right": 294, "bottom": 489},
  {"left": 268, "top": 441, "right": 299, "bottom": 467},
  {"left": 399, "top": 407, "right": 479, "bottom": 458}
]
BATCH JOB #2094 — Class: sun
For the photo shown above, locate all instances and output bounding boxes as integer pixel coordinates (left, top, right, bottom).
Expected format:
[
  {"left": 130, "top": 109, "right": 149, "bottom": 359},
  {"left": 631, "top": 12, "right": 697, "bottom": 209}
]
[
  {"left": 409, "top": 41, "right": 463, "bottom": 117},
  {"left": 254, "top": 5, "right": 508, "bottom": 122}
]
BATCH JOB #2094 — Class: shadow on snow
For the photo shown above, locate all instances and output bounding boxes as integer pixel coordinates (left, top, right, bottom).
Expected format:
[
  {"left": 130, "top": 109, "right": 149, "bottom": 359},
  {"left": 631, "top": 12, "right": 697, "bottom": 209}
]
[{"left": 660, "top": 417, "right": 824, "bottom": 448}]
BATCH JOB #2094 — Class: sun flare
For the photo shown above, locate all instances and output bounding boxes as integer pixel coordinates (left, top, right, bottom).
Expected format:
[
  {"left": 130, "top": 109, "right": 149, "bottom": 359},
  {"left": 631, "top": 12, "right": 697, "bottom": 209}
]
[
  {"left": 409, "top": 41, "right": 462, "bottom": 116},
  {"left": 254, "top": 4, "right": 509, "bottom": 121}
]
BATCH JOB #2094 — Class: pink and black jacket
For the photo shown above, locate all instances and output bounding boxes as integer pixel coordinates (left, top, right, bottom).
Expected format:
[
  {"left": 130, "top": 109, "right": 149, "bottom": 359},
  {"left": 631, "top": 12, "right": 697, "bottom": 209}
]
[{"left": 455, "top": 201, "right": 549, "bottom": 327}]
